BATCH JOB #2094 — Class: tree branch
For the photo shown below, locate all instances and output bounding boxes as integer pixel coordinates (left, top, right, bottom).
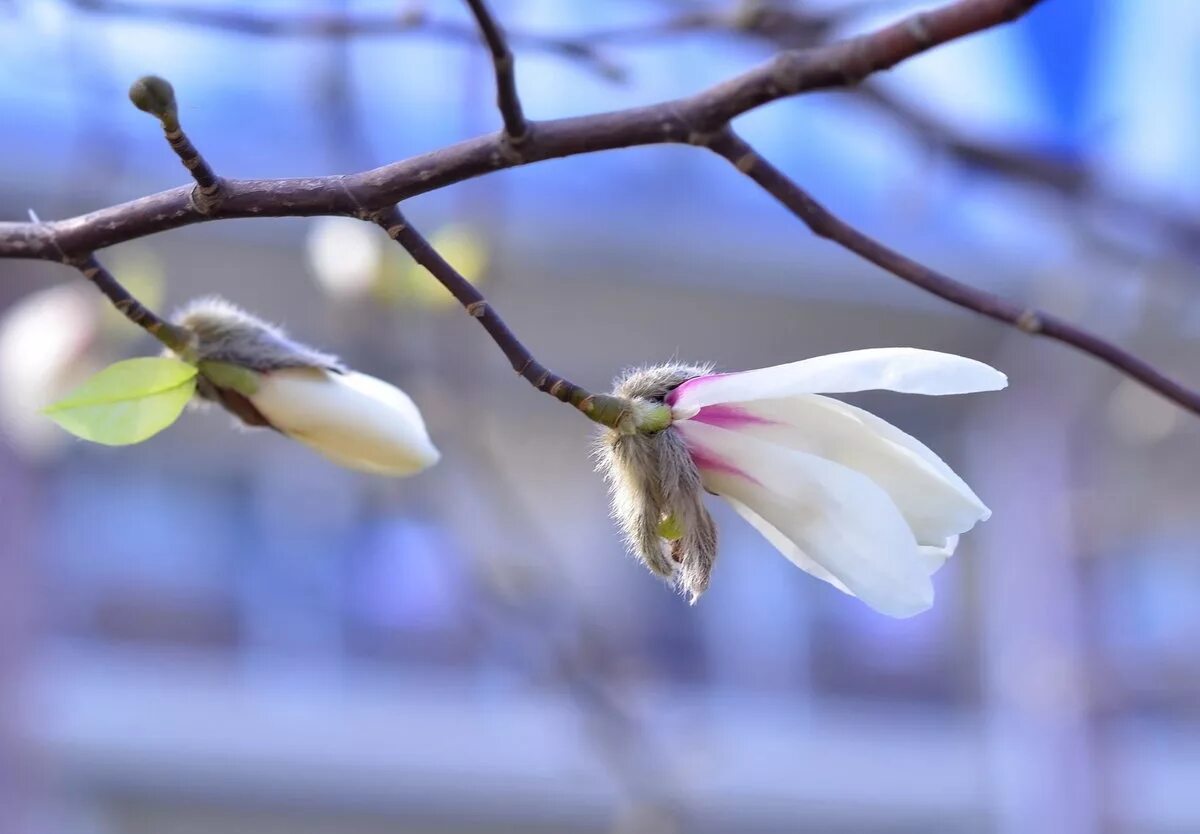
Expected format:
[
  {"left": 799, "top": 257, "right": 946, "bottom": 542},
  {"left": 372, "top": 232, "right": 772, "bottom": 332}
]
[
  {"left": 81, "top": 0, "right": 1198, "bottom": 258},
  {"left": 704, "top": 128, "right": 1200, "bottom": 416},
  {"left": 372, "top": 207, "right": 630, "bottom": 428},
  {"left": 679, "top": 2, "right": 1200, "bottom": 258},
  {"left": 462, "top": 0, "right": 528, "bottom": 141},
  {"left": 72, "top": 254, "right": 191, "bottom": 352},
  {"left": 11, "top": 0, "right": 1199, "bottom": 420},
  {"left": 0, "top": 0, "right": 1043, "bottom": 260}
]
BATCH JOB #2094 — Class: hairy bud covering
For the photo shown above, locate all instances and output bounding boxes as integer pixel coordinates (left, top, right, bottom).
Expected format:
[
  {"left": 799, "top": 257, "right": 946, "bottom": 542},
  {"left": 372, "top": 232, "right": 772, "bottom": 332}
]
[
  {"left": 595, "top": 363, "right": 717, "bottom": 603},
  {"left": 173, "top": 296, "right": 341, "bottom": 374}
]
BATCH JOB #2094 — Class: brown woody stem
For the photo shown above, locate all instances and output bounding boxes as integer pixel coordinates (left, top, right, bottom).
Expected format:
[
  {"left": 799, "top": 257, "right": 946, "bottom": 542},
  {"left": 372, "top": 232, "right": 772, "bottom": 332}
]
[
  {"left": 373, "top": 207, "right": 628, "bottom": 427},
  {"left": 73, "top": 254, "right": 191, "bottom": 352},
  {"left": 462, "top": 0, "right": 529, "bottom": 141}
]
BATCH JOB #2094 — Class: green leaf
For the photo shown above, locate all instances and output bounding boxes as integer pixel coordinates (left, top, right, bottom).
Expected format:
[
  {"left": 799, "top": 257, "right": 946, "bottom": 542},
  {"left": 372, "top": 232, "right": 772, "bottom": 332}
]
[{"left": 43, "top": 356, "right": 198, "bottom": 446}]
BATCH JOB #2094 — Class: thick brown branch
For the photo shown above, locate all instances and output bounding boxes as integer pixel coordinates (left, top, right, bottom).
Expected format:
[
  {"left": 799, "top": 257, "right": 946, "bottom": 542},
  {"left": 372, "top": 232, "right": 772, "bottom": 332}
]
[
  {"left": 372, "top": 207, "right": 630, "bottom": 427},
  {"left": 0, "top": 0, "right": 1042, "bottom": 260},
  {"left": 705, "top": 129, "right": 1200, "bottom": 417},
  {"left": 462, "top": 0, "right": 528, "bottom": 140},
  {"left": 71, "top": 255, "right": 191, "bottom": 352}
]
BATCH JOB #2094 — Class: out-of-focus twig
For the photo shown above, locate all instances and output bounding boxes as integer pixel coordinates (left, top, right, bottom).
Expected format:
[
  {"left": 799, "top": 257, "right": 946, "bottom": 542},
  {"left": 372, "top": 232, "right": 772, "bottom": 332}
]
[
  {"left": 708, "top": 4, "right": 1200, "bottom": 258},
  {"left": 62, "top": 0, "right": 628, "bottom": 81}
]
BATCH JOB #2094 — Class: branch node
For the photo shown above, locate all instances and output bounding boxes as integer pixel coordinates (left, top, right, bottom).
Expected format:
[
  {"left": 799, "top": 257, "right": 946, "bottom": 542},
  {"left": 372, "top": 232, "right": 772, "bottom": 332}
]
[
  {"left": 905, "top": 13, "right": 933, "bottom": 47},
  {"left": 1016, "top": 310, "right": 1043, "bottom": 333},
  {"left": 189, "top": 179, "right": 226, "bottom": 215},
  {"left": 687, "top": 129, "right": 723, "bottom": 147},
  {"left": 466, "top": 300, "right": 488, "bottom": 318},
  {"left": 734, "top": 152, "right": 758, "bottom": 173}
]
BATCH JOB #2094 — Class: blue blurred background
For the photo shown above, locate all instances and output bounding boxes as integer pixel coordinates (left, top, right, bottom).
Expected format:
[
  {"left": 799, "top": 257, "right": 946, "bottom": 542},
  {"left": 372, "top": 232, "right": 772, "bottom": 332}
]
[{"left": 1, "top": 1, "right": 1199, "bottom": 832}]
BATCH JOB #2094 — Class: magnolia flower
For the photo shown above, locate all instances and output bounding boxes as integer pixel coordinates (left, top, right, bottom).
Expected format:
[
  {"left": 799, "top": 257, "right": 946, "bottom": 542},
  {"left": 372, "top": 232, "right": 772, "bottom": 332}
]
[
  {"left": 173, "top": 297, "right": 438, "bottom": 476},
  {"left": 596, "top": 349, "right": 1006, "bottom": 617}
]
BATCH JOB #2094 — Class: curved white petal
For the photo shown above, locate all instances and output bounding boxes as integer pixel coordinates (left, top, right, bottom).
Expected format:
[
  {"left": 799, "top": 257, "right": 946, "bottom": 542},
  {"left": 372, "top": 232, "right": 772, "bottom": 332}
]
[
  {"left": 669, "top": 348, "right": 1006, "bottom": 415},
  {"left": 677, "top": 420, "right": 934, "bottom": 618},
  {"left": 682, "top": 394, "right": 989, "bottom": 546},
  {"left": 724, "top": 497, "right": 852, "bottom": 595},
  {"left": 251, "top": 369, "right": 439, "bottom": 477},
  {"left": 918, "top": 535, "right": 959, "bottom": 574}
]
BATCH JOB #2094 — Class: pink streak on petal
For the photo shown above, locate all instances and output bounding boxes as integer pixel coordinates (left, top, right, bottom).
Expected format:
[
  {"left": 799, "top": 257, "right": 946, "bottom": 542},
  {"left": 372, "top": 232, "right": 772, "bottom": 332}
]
[
  {"left": 691, "top": 403, "right": 778, "bottom": 429},
  {"left": 686, "top": 441, "right": 760, "bottom": 485},
  {"left": 666, "top": 373, "right": 728, "bottom": 406}
]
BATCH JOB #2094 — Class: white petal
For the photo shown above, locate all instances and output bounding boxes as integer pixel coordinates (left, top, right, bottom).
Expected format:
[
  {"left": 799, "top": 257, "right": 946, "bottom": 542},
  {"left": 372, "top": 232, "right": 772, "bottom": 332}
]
[
  {"left": 918, "top": 536, "right": 959, "bottom": 574},
  {"left": 724, "top": 497, "right": 852, "bottom": 595},
  {"left": 683, "top": 394, "right": 989, "bottom": 546},
  {"left": 677, "top": 420, "right": 934, "bottom": 618},
  {"left": 669, "top": 348, "right": 1006, "bottom": 414},
  {"left": 251, "top": 369, "right": 440, "bottom": 477}
]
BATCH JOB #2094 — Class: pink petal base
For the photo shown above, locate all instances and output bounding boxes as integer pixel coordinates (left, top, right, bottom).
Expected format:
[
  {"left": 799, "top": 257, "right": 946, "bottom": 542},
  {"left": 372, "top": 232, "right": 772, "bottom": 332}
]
[
  {"left": 685, "top": 439, "right": 760, "bottom": 485},
  {"left": 666, "top": 373, "right": 726, "bottom": 407},
  {"left": 689, "top": 403, "right": 777, "bottom": 429}
]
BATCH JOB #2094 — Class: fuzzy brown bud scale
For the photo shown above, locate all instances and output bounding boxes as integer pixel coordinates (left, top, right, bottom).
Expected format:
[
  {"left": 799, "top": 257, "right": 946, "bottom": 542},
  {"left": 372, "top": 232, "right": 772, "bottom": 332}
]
[
  {"left": 595, "top": 363, "right": 717, "bottom": 603},
  {"left": 170, "top": 296, "right": 342, "bottom": 428}
]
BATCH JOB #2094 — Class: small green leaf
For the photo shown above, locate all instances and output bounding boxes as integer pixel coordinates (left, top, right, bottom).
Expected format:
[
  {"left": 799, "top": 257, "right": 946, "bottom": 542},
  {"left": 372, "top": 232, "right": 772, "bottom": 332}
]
[{"left": 43, "top": 356, "right": 198, "bottom": 446}]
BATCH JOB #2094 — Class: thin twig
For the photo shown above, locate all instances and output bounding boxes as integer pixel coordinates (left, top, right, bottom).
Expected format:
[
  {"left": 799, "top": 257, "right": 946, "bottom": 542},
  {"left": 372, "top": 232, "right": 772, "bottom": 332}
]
[
  {"left": 372, "top": 207, "right": 628, "bottom": 427},
  {"left": 461, "top": 0, "right": 528, "bottom": 141},
  {"left": 72, "top": 254, "right": 191, "bottom": 351},
  {"left": 128, "top": 75, "right": 224, "bottom": 212},
  {"left": 704, "top": 128, "right": 1200, "bottom": 416},
  {"left": 64, "top": 0, "right": 624, "bottom": 82}
]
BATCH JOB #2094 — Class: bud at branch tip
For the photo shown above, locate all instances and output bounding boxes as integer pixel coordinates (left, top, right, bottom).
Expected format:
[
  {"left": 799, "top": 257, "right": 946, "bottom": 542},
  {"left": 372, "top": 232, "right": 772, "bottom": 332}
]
[{"left": 129, "top": 75, "right": 178, "bottom": 124}]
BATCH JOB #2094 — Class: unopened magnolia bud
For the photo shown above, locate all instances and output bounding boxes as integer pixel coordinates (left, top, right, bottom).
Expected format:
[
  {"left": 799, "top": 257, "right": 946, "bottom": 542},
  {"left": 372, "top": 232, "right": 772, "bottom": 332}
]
[
  {"left": 129, "top": 75, "right": 178, "bottom": 123},
  {"left": 170, "top": 296, "right": 438, "bottom": 477}
]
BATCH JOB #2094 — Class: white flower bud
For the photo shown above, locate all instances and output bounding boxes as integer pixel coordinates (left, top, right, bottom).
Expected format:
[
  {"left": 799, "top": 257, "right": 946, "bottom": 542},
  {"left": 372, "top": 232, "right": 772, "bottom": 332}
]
[
  {"left": 251, "top": 367, "right": 439, "bottom": 476},
  {"left": 172, "top": 297, "right": 438, "bottom": 477}
]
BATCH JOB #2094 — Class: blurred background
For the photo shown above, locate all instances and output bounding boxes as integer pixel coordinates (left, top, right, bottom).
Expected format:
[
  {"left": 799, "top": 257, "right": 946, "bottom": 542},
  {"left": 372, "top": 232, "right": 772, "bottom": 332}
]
[{"left": 1, "top": 0, "right": 1199, "bottom": 832}]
